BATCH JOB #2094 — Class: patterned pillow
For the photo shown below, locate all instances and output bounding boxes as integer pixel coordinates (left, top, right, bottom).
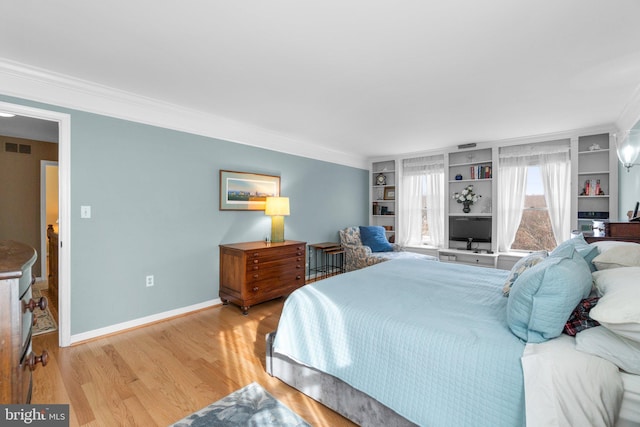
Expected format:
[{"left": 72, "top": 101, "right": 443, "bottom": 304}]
[
  {"left": 502, "top": 251, "right": 548, "bottom": 297},
  {"left": 563, "top": 297, "right": 600, "bottom": 336}
]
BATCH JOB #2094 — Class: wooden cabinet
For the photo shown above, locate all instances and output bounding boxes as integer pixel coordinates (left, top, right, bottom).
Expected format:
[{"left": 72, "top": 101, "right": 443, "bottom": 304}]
[
  {"left": 219, "top": 240, "right": 306, "bottom": 315},
  {"left": 0, "top": 240, "right": 48, "bottom": 404},
  {"left": 585, "top": 222, "right": 640, "bottom": 244}
]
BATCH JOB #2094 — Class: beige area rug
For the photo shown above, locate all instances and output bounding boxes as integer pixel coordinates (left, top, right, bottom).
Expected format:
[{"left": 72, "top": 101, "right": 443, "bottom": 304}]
[{"left": 32, "top": 288, "right": 58, "bottom": 336}]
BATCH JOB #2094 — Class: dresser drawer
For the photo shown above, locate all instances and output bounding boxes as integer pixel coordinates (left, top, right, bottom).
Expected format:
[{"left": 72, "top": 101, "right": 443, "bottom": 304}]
[
  {"left": 244, "top": 272, "right": 305, "bottom": 301},
  {"left": 245, "top": 245, "right": 305, "bottom": 265},
  {"left": 20, "top": 286, "right": 33, "bottom": 358},
  {"left": 19, "top": 343, "right": 33, "bottom": 404}
]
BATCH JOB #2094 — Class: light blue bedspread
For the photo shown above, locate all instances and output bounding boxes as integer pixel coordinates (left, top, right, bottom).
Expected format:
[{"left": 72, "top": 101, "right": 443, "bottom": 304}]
[{"left": 273, "top": 258, "right": 526, "bottom": 427}]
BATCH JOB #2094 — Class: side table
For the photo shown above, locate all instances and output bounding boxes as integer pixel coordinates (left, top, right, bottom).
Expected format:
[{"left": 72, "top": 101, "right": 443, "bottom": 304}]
[{"left": 308, "top": 242, "right": 345, "bottom": 282}]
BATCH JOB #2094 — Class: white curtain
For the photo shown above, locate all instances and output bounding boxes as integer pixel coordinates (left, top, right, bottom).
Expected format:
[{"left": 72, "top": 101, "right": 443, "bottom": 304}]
[
  {"left": 425, "top": 170, "right": 445, "bottom": 246},
  {"left": 399, "top": 155, "right": 445, "bottom": 247},
  {"left": 497, "top": 157, "right": 528, "bottom": 252},
  {"left": 498, "top": 140, "right": 571, "bottom": 251},
  {"left": 399, "top": 174, "right": 423, "bottom": 246},
  {"left": 540, "top": 151, "right": 571, "bottom": 244}
]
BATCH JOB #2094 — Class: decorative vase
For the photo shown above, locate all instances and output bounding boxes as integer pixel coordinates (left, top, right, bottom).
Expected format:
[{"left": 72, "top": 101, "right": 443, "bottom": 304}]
[{"left": 462, "top": 201, "right": 471, "bottom": 213}]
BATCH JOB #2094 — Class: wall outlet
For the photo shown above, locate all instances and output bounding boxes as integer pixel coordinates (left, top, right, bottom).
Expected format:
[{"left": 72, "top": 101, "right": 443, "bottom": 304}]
[{"left": 146, "top": 275, "right": 154, "bottom": 287}]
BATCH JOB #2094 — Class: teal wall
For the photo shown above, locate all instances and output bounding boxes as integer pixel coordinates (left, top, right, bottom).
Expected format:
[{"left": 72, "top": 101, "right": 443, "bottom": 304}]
[{"left": 1, "top": 95, "right": 369, "bottom": 334}]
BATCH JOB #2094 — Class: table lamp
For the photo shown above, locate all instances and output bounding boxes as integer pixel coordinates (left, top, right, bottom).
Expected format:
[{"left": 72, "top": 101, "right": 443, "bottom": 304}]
[{"left": 265, "top": 197, "right": 290, "bottom": 243}]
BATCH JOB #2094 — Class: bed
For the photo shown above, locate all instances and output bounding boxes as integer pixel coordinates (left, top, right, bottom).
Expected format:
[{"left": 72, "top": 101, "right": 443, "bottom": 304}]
[{"left": 266, "top": 237, "right": 640, "bottom": 427}]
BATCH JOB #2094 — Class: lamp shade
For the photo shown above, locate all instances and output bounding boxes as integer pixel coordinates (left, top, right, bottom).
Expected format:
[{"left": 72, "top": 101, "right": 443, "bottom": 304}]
[
  {"left": 265, "top": 197, "right": 290, "bottom": 216},
  {"left": 616, "top": 130, "right": 640, "bottom": 170}
]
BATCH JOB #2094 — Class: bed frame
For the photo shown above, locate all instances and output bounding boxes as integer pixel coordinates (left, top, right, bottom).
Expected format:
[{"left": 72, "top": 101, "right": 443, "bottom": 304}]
[{"left": 266, "top": 332, "right": 417, "bottom": 427}]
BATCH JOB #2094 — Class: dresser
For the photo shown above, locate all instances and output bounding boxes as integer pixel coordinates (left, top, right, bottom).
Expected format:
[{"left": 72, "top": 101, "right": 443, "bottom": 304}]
[
  {"left": 0, "top": 241, "right": 49, "bottom": 404},
  {"left": 585, "top": 221, "right": 640, "bottom": 244},
  {"left": 219, "top": 240, "right": 306, "bottom": 315}
]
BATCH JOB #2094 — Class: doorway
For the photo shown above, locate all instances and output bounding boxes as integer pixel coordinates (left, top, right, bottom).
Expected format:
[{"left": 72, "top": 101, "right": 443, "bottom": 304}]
[{"left": 0, "top": 100, "right": 71, "bottom": 347}]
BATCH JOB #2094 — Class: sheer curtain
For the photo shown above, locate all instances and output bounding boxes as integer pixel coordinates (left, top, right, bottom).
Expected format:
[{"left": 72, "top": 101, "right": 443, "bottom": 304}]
[
  {"left": 399, "top": 155, "right": 445, "bottom": 247},
  {"left": 498, "top": 140, "right": 571, "bottom": 251},
  {"left": 497, "top": 155, "right": 528, "bottom": 252},
  {"left": 540, "top": 150, "right": 571, "bottom": 244}
]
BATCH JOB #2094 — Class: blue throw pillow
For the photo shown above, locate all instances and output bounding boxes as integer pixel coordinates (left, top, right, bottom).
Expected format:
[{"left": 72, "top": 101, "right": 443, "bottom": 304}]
[
  {"left": 551, "top": 233, "right": 598, "bottom": 272},
  {"left": 507, "top": 245, "right": 593, "bottom": 343},
  {"left": 359, "top": 226, "right": 393, "bottom": 252}
]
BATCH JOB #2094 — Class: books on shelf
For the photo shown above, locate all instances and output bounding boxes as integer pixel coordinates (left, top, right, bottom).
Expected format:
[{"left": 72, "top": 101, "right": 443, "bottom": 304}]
[{"left": 470, "top": 165, "right": 492, "bottom": 180}]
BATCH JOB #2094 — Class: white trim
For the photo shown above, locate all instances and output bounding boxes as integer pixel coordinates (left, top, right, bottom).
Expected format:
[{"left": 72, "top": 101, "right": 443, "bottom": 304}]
[
  {"left": 39, "top": 160, "right": 58, "bottom": 281},
  {"left": 0, "top": 101, "right": 72, "bottom": 348},
  {"left": 69, "top": 299, "right": 221, "bottom": 345},
  {"left": 0, "top": 58, "right": 368, "bottom": 170}
]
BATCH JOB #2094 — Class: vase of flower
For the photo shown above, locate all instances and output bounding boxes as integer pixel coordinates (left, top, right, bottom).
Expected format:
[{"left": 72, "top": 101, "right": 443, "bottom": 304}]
[{"left": 453, "top": 185, "right": 481, "bottom": 214}]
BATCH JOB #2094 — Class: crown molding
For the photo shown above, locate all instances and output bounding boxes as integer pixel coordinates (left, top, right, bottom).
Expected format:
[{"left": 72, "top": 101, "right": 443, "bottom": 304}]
[{"left": 0, "top": 58, "right": 368, "bottom": 169}]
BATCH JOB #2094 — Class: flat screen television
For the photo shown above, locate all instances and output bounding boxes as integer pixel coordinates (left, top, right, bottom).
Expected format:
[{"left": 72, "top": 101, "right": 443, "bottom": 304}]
[{"left": 449, "top": 216, "right": 492, "bottom": 243}]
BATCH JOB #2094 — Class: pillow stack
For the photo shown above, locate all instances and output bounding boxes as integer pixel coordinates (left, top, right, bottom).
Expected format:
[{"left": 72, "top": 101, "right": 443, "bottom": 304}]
[
  {"left": 574, "top": 241, "right": 640, "bottom": 374},
  {"left": 506, "top": 244, "right": 593, "bottom": 343}
]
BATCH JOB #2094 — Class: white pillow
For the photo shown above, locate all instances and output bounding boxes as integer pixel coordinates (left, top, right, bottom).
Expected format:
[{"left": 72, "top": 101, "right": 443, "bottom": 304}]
[
  {"left": 590, "top": 240, "right": 639, "bottom": 254},
  {"left": 576, "top": 326, "right": 640, "bottom": 374},
  {"left": 590, "top": 267, "right": 640, "bottom": 341},
  {"left": 592, "top": 244, "right": 640, "bottom": 270}
]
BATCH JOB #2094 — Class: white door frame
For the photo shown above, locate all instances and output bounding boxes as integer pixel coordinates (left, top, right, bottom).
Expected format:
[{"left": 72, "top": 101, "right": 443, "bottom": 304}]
[
  {"left": 40, "top": 160, "right": 58, "bottom": 282},
  {"left": 0, "top": 101, "right": 71, "bottom": 347}
]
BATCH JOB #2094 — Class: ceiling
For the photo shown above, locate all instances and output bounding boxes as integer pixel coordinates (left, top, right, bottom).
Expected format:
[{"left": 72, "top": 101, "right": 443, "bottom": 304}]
[{"left": 2, "top": 1, "right": 640, "bottom": 160}]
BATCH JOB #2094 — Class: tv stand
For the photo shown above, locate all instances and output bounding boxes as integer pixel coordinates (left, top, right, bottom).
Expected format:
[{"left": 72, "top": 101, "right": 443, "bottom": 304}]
[{"left": 438, "top": 248, "right": 498, "bottom": 268}]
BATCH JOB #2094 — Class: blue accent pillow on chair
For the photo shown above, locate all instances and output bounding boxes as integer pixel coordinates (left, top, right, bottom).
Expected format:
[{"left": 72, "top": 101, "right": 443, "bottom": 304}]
[{"left": 359, "top": 226, "right": 393, "bottom": 252}]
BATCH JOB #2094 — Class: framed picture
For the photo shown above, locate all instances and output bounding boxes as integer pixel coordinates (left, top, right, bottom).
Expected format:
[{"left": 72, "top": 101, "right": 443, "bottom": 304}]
[
  {"left": 220, "top": 170, "right": 280, "bottom": 211},
  {"left": 383, "top": 186, "right": 395, "bottom": 200}
]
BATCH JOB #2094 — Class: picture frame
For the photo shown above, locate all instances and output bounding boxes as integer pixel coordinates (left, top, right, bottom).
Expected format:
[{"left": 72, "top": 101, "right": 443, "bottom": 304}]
[
  {"left": 383, "top": 186, "right": 395, "bottom": 200},
  {"left": 219, "top": 170, "right": 280, "bottom": 211}
]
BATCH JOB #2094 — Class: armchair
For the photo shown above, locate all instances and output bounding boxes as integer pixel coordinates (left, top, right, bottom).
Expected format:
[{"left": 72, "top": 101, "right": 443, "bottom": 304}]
[{"left": 339, "top": 226, "right": 435, "bottom": 272}]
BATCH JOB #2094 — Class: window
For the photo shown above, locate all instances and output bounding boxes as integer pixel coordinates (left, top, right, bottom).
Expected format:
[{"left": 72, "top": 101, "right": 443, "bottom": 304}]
[
  {"left": 510, "top": 166, "right": 556, "bottom": 252},
  {"left": 399, "top": 155, "right": 445, "bottom": 247},
  {"left": 497, "top": 140, "right": 571, "bottom": 252}
]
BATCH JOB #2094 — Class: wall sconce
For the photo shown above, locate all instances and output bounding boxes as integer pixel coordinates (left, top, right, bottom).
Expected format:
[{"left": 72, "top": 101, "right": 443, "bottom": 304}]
[
  {"left": 616, "top": 129, "right": 640, "bottom": 172},
  {"left": 265, "top": 197, "right": 290, "bottom": 243}
]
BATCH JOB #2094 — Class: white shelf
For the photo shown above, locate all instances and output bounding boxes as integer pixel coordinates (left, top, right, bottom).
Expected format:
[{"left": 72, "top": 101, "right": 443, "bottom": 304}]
[
  {"left": 578, "top": 149, "right": 610, "bottom": 155},
  {"left": 578, "top": 171, "right": 609, "bottom": 175},
  {"left": 449, "top": 212, "right": 492, "bottom": 217},
  {"left": 449, "top": 178, "right": 492, "bottom": 183},
  {"left": 449, "top": 160, "right": 493, "bottom": 168}
]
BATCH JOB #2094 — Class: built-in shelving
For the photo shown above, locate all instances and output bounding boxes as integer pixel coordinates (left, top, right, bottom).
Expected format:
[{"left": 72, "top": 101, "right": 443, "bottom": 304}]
[
  {"left": 370, "top": 160, "right": 396, "bottom": 242},
  {"left": 575, "top": 133, "right": 618, "bottom": 233}
]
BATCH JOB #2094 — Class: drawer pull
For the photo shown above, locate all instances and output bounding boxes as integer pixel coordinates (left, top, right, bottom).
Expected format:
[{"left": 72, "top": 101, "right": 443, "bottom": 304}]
[
  {"left": 252, "top": 287, "right": 259, "bottom": 292},
  {"left": 27, "top": 350, "right": 49, "bottom": 371},
  {"left": 24, "top": 296, "right": 48, "bottom": 313},
  {"left": 252, "top": 253, "right": 259, "bottom": 257},
  {"left": 253, "top": 259, "right": 259, "bottom": 264},
  {"left": 296, "top": 275, "right": 301, "bottom": 280},
  {"left": 253, "top": 274, "right": 259, "bottom": 279},
  {"left": 296, "top": 265, "right": 302, "bottom": 269}
]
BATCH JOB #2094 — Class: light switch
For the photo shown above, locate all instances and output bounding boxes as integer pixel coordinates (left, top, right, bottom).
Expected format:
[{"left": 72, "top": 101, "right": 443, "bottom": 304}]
[{"left": 81, "top": 205, "right": 91, "bottom": 219}]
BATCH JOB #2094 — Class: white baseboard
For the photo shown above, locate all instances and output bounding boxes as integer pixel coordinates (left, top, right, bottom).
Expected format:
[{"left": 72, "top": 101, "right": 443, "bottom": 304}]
[{"left": 69, "top": 298, "right": 222, "bottom": 345}]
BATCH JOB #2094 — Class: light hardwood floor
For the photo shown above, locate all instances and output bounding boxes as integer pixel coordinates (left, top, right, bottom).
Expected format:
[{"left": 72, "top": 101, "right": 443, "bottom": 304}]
[{"left": 32, "top": 299, "right": 355, "bottom": 426}]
